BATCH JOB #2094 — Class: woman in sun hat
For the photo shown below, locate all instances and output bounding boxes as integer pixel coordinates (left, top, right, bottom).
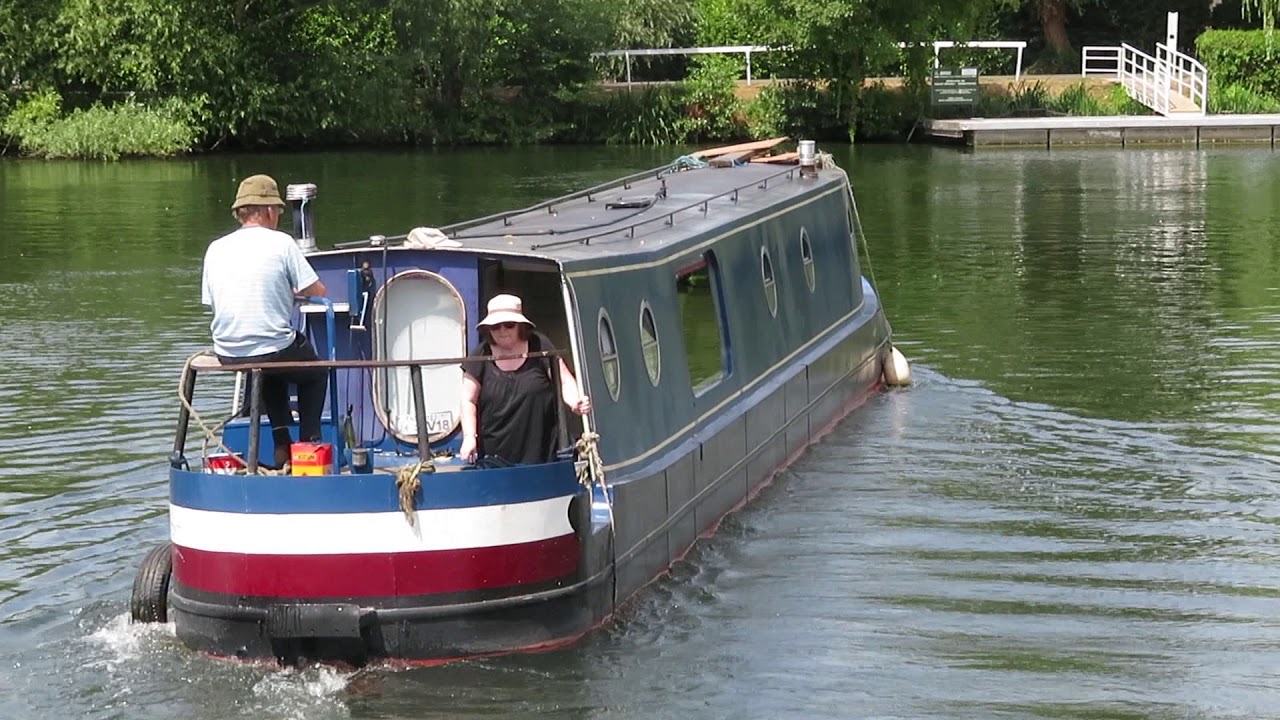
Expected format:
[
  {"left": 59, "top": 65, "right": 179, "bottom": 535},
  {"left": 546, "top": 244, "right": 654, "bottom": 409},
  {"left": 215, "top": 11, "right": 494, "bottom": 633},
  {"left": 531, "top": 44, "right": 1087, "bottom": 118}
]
[{"left": 459, "top": 294, "right": 591, "bottom": 465}]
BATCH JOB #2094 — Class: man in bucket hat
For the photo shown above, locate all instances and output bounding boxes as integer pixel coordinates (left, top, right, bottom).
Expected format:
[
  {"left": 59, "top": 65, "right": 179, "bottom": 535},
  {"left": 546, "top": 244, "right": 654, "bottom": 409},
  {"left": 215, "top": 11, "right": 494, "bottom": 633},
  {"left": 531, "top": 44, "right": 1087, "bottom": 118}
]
[{"left": 201, "top": 174, "right": 328, "bottom": 469}]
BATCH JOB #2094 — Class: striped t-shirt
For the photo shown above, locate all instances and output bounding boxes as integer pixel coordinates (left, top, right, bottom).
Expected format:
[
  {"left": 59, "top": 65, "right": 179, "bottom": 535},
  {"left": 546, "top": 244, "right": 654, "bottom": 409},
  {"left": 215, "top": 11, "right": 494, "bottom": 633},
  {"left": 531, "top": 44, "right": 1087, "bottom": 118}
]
[{"left": 201, "top": 225, "right": 320, "bottom": 357}]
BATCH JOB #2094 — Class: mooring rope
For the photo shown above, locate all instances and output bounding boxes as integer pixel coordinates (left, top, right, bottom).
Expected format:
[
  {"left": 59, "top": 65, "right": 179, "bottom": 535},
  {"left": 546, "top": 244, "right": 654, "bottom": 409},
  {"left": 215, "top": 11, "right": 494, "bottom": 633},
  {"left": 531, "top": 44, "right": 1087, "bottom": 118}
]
[
  {"left": 574, "top": 431, "right": 615, "bottom": 530},
  {"left": 395, "top": 461, "right": 433, "bottom": 525},
  {"left": 177, "top": 350, "right": 287, "bottom": 475},
  {"left": 819, "top": 152, "right": 881, "bottom": 303}
]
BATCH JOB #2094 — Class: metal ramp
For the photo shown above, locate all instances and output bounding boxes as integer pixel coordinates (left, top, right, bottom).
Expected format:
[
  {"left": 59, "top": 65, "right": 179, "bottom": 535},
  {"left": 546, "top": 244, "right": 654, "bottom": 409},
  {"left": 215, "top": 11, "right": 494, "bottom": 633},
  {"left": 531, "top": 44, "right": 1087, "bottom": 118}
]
[{"left": 1082, "top": 42, "right": 1207, "bottom": 116}]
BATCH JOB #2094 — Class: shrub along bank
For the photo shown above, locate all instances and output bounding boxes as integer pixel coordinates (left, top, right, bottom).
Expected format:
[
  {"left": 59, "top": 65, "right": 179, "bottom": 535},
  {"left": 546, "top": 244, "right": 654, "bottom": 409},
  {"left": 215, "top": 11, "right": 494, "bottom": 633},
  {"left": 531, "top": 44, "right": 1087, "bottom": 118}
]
[
  {"left": 1196, "top": 30, "right": 1280, "bottom": 113},
  {"left": 0, "top": 70, "right": 1169, "bottom": 158},
  {"left": 3, "top": 39, "right": 1274, "bottom": 158}
]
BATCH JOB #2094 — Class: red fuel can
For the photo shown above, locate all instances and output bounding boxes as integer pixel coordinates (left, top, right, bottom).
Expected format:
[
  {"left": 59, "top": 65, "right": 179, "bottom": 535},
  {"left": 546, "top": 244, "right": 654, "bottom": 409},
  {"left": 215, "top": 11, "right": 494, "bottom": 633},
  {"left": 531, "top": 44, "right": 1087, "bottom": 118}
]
[
  {"left": 205, "top": 453, "right": 245, "bottom": 474},
  {"left": 290, "top": 442, "right": 333, "bottom": 476}
]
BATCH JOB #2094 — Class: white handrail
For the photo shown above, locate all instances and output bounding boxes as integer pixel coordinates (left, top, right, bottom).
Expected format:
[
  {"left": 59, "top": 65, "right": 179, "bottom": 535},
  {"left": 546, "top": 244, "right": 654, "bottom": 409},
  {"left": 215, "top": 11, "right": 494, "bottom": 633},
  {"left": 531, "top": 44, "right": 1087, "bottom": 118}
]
[
  {"left": 898, "top": 40, "right": 1026, "bottom": 80},
  {"left": 1075, "top": 42, "right": 1203, "bottom": 114},
  {"left": 1081, "top": 45, "right": 1121, "bottom": 78},
  {"left": 1156, "top": 42, "right": 1207, "bottom": 115},
  {"left": 1082, "top": 42, "right": 1206, "bottom": 116},
  {"left": 592, "top": 45, "right": 779, "bottom": 85},
  {"left": 1120, "top": 43, "right": 1169, "bottom": 115}
]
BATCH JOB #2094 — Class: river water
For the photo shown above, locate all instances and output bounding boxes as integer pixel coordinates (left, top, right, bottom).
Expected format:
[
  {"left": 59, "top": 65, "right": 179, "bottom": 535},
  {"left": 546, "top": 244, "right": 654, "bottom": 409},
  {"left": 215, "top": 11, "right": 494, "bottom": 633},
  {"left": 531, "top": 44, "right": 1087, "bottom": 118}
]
[{"left": 2, "top": 144, "right": 1280, "bottom": 719}]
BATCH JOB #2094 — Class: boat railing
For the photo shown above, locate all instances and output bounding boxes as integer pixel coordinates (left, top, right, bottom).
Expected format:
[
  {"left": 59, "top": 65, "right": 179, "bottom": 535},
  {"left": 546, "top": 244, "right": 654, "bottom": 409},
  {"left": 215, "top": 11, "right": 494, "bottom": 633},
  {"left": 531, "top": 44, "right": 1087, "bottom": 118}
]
[
  {"left": 173, "top": 349, "right": 569, "bottom": 475},
  {"left": 332, "top": 162, "right": 806, "bottom": 252},
  {"left": 528, "top": 164, "right": 803, "bottom": 251},
  {"left": 331, "top": 165, "right": 677, "bottom": 250}
]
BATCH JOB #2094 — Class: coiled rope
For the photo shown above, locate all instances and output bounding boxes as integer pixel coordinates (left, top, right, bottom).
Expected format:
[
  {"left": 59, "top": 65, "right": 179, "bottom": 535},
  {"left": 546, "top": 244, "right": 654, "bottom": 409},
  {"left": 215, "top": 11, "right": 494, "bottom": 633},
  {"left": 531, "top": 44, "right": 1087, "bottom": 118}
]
[
  {"left": 574, "top": 431, "right": 615, "bottom": 530},
  {"left": 395, "top": 461, "right": 433, "bottom": 525},
  {"left": 669, "top": 155, "right": 709, "bottom": 172}
]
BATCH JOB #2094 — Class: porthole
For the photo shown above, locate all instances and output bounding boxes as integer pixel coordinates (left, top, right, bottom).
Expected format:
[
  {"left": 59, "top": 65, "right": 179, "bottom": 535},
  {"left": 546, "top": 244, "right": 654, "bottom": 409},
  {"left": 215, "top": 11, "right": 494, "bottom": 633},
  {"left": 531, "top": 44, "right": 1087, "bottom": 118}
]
[
  {"left": 800, "top": 227, "right": 815, "bottom": 292},
  {"left": 761, "top": 246, "right": 778, "bottom": 317},
  {"left": 598, "top": 310, "right": 621, "bottom": 401},
  {"left": 640, "top": 302, "right": 660, "bottom": 386}
]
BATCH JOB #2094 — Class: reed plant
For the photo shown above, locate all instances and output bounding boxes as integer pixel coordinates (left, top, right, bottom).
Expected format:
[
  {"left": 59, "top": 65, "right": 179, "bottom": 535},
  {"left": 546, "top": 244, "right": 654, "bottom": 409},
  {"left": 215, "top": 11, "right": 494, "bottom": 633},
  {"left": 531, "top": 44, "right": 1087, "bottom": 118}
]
[
  {"left": 1007, "top": 81, "right": 1050, "bottom": 114},
  {"left": 1048, "top": 82, "right": 1148, "bottom": 116},
  {"left": 1209, "top": 82, "right": 1280, "bottom": 113},
  {"left": 2, "top": 90, "right": 200, "bottom": 159},
  {"left": 1049, "top": 82, "right": 1105, "bottom": 116}
]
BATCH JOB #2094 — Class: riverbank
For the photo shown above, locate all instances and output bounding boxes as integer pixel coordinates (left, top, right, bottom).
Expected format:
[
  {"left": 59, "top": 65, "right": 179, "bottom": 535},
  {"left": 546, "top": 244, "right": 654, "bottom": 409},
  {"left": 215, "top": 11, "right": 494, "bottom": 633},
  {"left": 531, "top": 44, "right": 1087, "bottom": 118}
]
[
  {"left": 925, "top": 113, "right": 1280, "bottom": 147},
  {"left": 0, "top": 73, "right": 1142, "bottom": 159}
]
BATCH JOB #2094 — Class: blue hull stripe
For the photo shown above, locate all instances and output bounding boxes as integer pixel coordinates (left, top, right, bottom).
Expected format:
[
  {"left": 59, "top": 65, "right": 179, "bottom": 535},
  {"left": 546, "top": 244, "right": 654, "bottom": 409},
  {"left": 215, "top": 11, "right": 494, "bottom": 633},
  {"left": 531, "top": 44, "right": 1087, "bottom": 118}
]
[{"left": 171, "top": 462, "right": 581, "bottom": 514}]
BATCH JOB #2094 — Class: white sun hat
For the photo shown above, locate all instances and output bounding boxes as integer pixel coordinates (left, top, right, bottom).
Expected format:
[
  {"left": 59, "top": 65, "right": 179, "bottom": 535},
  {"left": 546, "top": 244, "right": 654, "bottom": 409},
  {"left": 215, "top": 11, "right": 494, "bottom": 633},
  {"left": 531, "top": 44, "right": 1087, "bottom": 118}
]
[{"left": 477, "top": 294, "right": 535, "bottom": 328}]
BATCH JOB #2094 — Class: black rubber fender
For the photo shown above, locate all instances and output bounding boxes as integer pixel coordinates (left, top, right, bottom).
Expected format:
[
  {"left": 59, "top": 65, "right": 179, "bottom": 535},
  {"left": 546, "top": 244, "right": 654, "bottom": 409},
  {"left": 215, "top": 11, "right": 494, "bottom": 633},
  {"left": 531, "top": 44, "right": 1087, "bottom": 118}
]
[{"left": 130, "top": 541, "right": 172, "bottom": 623}]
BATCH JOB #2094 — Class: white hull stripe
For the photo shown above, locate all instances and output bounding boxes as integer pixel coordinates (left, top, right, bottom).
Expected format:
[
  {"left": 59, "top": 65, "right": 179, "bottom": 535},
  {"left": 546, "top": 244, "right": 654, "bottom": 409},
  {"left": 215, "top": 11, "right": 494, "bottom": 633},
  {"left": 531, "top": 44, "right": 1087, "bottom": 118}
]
[{"left": 169, "top": 496, "right": 574, "bottom": 556}]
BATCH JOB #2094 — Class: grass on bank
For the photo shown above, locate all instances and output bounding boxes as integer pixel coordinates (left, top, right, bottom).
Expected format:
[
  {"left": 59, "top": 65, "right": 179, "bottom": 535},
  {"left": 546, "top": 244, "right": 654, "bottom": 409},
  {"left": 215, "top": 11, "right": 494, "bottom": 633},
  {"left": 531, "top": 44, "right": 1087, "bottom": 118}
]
[
  {"left": 2, "top": 90, "right": 201, "bottom": 160},
  {"left": 6, "top": 73, "right": 1280, "bottom": 158}
]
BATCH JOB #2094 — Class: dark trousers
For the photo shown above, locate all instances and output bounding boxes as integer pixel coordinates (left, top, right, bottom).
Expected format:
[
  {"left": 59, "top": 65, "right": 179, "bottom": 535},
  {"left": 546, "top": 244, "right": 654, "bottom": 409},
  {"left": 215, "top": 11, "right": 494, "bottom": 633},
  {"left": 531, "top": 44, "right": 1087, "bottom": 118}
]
[{"left": 219, "top": 332, "right": 328, "bottom": 464}]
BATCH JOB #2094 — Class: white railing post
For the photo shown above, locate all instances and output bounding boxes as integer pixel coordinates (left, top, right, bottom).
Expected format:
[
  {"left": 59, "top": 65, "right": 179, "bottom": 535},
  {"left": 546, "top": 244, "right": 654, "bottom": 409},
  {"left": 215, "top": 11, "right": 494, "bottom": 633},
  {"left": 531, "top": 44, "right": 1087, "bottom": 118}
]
[
  {"left": 625, "top": 51, "right": 632, "bottom": 85},
  {"left": 1016, "top": 45, "right": 1024, "bottom": 80},
  {"left": 745, "top": 48, "right": 753, "bottom": 84}
]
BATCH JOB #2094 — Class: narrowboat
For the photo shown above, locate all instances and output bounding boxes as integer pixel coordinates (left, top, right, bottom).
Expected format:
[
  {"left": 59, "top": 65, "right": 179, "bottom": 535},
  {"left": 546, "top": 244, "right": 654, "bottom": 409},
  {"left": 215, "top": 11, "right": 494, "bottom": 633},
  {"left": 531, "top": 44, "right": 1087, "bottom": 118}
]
[{"left": 129, "top": 140, "right": 910, "bottom": 666}]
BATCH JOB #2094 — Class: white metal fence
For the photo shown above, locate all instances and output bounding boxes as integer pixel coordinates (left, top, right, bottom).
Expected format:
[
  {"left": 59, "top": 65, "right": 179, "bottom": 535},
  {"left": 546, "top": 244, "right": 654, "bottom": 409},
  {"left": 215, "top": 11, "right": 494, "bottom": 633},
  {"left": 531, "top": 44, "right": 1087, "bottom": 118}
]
[
  {"left": 596, "top": 40, "right": 1028, "bottom": 86},
  {"left": 1081, "top": 43, "right": 1206, "bottom": 116},
  {"left": 592, "top": 45, "right": 777, "bottom": 85},
  {"left": 899, "top": 40, "right": 1027, "bottom": 80}
]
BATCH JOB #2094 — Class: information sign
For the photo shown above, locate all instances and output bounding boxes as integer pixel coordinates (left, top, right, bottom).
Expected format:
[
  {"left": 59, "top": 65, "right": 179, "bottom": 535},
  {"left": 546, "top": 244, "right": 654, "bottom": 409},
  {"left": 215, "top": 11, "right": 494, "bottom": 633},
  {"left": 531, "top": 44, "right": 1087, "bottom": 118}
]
[{"left": 931, "top": 67, "right": 979, "bottom": 106}]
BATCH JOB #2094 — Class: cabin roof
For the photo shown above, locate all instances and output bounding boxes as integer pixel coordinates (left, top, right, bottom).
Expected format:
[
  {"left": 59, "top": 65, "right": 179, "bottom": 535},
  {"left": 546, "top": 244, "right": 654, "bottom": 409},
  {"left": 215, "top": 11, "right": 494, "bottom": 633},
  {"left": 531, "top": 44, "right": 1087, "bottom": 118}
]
[{"left": 320, "top": 161, "right": 848, "bottom": 272}]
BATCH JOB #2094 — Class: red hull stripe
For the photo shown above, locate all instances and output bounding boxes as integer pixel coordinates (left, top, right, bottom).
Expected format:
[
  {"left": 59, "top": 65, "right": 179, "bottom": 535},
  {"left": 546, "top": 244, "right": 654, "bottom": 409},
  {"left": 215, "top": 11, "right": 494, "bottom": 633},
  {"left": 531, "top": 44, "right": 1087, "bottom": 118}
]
[{"left": 172, "top": 534, "right": 579, "bottom": 598}]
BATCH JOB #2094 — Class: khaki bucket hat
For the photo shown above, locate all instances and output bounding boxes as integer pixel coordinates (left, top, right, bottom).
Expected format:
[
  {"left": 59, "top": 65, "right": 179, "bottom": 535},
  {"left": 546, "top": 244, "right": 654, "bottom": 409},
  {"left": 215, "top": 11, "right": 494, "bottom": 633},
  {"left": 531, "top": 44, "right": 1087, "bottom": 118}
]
[{"left": 231, "top": 174, "right": 286, "bottom": 209}]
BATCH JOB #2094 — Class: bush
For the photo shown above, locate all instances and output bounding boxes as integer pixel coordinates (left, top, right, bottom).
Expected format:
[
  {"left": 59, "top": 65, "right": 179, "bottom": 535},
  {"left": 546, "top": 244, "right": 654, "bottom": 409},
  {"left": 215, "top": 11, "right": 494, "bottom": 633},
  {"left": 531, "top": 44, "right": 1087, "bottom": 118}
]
[
  {"left": 855, "top": 82, "right": 922, "bottom": 141},
  {"left": 1210, "top": 82, "right": 1280, "bottom": 113},
  {"left": 2, "top": 90, "right": 201, "bottom": 159},
  {"left": 745, "top": 81, "right": 846, "bottom": 141},
  {"left": 1196, "top": 30, "right": 1280, "bottom": 98},
  {"left": 678, "top": 55, "right": 746, "bottom": 142}
]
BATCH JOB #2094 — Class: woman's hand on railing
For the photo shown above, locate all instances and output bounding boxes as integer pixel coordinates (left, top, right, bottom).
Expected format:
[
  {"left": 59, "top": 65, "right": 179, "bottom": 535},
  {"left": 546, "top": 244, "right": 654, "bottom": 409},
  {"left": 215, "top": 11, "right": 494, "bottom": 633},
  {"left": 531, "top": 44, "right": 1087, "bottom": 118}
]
[{"left": 459, "top": 435, "right": 478, "bottom": 464}]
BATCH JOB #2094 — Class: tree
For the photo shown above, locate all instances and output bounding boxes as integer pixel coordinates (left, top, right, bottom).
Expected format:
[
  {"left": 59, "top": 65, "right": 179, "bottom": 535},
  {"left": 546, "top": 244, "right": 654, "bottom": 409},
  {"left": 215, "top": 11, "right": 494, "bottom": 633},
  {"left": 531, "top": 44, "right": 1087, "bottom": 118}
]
[
  {"left": 702, "top": 0, "right": 1006, "bottom": 134},
  {"left": 1242, "top": 0, "right": 1278, "bottom": 29},
  {"left": 1032, "top": 0, "right": 1075, "bottom": 57}
]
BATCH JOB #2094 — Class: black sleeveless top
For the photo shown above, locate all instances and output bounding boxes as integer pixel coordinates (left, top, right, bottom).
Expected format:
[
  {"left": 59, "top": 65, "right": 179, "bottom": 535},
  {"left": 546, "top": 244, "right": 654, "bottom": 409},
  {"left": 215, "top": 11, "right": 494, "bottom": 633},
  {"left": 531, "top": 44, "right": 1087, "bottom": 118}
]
[{"left": 460, "top": 332, "right": 559, "bottom": 465}]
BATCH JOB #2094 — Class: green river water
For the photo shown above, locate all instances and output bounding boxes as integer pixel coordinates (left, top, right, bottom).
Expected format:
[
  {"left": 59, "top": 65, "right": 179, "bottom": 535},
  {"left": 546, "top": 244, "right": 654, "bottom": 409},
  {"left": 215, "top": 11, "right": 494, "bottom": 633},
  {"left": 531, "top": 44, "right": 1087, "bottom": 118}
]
[{"left": 2, "top": 144, "right": 1279, "bottom": 719}]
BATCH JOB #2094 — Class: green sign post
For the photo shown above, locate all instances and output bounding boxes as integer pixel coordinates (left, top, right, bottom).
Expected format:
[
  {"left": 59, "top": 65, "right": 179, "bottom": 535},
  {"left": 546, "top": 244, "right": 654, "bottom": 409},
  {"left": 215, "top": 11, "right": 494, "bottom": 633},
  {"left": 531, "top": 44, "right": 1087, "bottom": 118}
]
[{"left": 931, "top": 67, "right": 980, "bottom": 107}]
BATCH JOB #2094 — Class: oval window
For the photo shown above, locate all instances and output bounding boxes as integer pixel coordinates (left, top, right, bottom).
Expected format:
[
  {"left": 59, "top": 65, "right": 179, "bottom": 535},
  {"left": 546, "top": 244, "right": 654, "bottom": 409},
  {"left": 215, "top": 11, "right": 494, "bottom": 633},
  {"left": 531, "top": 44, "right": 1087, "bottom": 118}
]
[
  {"left": 761, "top": 246, "right": 778, "bottom": 317},
  {"left": 599, "top": 310, "right": 621, "bottom": 401},
  {"left": 800, "top": 228, "right": 815, "bottom": 293},
  {"left": 640, "top": 302, "right": 660, "bottom": 386}
]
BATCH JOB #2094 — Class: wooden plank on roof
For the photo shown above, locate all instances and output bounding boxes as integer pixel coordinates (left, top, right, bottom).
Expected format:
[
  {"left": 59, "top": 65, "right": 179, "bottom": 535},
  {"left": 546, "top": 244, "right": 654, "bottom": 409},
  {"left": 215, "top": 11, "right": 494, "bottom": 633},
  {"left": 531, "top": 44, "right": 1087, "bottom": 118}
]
[
  {"left": 708, "top": 149, "right": 759, "bottom": 167},
  {"left": 750, "top": 151, "right": 799, "bottom": 164},
  {"left": 692, "top": 136, "right": 789, "bottom": 159}
]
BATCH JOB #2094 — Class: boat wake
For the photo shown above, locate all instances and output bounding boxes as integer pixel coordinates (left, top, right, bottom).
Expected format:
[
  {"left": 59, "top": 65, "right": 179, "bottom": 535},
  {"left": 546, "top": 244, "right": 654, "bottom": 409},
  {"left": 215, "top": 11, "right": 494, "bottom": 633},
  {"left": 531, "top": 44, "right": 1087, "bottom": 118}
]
[{"left": 78, "top": 613, "right": 360, "bottom": 720}]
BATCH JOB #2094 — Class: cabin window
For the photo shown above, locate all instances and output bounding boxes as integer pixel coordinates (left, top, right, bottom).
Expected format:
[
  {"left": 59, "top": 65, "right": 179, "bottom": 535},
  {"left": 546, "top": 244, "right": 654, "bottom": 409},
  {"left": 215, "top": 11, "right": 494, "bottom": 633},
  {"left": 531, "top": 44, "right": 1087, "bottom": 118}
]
[
  {"left": 800, "top": 227, "right": 815, "bottom": 292},
  {"left": 761, "top": 247, "right": 778, "bottom": 317},
  {"left": 676, "top": 251, "right": 728, "bottom": 394},
  {"left": 640, "top": 302, "right": 660, "bottom": 386},
  {"left": 370, "top": 270, "right": 467, "bottom": 443},
  {"left": 598, "top": 310, "right": 621, "bottom": 401}
]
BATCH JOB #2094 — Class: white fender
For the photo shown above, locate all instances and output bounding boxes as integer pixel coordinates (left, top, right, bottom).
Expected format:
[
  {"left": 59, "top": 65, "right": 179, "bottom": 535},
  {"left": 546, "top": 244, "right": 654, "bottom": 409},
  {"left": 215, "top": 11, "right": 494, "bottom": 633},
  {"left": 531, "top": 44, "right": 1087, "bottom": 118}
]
[{"left": 882, "top": 344, "right": 911, "bottom": 387}]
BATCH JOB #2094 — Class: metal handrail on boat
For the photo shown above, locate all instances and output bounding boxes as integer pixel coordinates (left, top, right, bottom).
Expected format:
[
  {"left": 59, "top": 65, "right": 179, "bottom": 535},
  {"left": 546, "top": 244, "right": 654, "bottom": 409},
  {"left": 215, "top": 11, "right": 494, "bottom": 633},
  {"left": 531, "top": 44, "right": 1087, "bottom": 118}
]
[
  {"left": 173, "top": 349, "right": 567, "bottom": 475},
  {"left": 330, "top": 165, "right": 676, "bottom": 250},
  {"left": 528, "top": 165, "right": 801, "bottom": 251},
  {"left": 331, "top": 162, "right": 805, "bottom": 252}
]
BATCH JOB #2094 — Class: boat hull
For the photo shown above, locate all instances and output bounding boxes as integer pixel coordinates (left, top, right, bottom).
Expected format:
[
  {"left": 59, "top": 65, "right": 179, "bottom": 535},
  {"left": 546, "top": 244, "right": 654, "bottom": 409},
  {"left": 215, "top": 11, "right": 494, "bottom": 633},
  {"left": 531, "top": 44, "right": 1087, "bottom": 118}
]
[{"left": 167, "top": 301, "right": 888, "bottom": 665}]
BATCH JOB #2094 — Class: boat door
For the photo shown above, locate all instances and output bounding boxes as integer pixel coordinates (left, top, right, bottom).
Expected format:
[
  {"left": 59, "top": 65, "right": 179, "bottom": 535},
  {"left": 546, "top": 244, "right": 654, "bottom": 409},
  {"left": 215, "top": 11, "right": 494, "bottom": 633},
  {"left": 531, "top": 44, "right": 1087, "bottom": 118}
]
[{"left": 371, "top": 270, "right": 467, "bottom": 443}]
